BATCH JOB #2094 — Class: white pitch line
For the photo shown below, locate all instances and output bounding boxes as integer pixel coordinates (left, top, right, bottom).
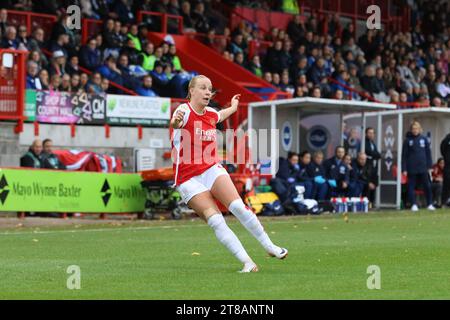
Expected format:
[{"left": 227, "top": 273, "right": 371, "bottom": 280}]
[{"left": 0, "top": 219, "right": 300, "bottom": 236}]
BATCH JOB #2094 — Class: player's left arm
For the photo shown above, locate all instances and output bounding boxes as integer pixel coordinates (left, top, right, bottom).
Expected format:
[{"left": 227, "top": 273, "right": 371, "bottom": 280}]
[{"left": 218, "top": 94, "right": 241, "bottom": 122}]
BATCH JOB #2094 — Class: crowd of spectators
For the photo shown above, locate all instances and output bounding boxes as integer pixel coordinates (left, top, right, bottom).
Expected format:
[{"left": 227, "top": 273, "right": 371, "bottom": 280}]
[
  {"left": 0, "top": 0, "right": 448, "bottom": 106},
  {"left": 217, "top": 0, "right": 449, "bottom": 107},
  {"left": 0, "top": 1, "right": 206, "bottom": 97}
]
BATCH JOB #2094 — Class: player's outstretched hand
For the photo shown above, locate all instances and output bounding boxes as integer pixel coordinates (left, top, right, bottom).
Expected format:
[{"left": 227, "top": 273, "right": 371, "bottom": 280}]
[
  {"left": 231, "top": 94, "right": 241, "bottom": 109},
  {"left": 172, "top": 110, "right": 185, "bottom": 128}
]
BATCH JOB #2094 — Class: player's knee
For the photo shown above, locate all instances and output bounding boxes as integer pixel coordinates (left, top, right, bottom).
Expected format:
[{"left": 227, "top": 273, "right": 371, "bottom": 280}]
[
  {"left": 228, "top": 198, "right": 248, "bottom": 212},
  {"left": 207, "top": 212, "right": 225, "bottom": 229}
]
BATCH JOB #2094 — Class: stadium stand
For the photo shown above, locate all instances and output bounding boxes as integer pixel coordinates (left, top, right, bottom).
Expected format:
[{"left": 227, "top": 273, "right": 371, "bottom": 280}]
[{"left": 0, "top": 0, "right": 447, "bottom": 112}]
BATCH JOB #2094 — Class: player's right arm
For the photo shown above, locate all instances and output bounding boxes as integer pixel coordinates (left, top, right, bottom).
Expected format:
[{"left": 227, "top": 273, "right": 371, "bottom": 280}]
[{"left": 170, "top": 105, "right": 189, "bottom": 129}]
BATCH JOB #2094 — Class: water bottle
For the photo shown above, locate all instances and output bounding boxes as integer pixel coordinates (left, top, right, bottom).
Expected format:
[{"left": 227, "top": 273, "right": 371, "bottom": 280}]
[
  {"left": 351, "top": 197, "right": 358, "bottom": 212},
  {"left": 342, "top": 197, "right": 348, "bottom": 213},
  {"left": 363, "top": 197, "right": 369, "bottom": 212}
]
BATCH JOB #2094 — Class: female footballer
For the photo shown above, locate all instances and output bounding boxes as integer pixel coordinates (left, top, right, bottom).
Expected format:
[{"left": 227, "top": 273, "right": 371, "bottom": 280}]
[{"left": 171, "top": 75, "right": 288, "bottom": 273}]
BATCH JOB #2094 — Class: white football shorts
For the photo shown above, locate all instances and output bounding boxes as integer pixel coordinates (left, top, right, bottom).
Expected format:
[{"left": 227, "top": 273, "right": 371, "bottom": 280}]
[{"left": 177, "top": 163, "right": 229, "bottom": 204}]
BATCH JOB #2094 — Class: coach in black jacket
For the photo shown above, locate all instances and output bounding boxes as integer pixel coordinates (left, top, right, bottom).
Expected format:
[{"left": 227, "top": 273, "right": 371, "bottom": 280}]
[
  {"left": 440, "top": 133, "right": 450, "bottom": 206},
  {"left": 401, "top": 121, "right": 434, "bottom": 211},
  {"left": 365, "top": 127, "right": 381, "bottom": 170},
  {"left": 349, "top": 153, "right": 378, "bottom": 197}
]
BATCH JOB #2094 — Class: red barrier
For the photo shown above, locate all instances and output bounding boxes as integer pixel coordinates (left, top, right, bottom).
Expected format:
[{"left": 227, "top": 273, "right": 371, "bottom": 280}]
[
  {"left": 0, "top": 49, "right": 27, "bottom": 133},
  {"left": 6, "top": 10, "right": 56, "bottom": 40},
  {"left": 81, "top": 18, "right": 103, "bottom": 45},
  {"left": 137, "top": 11, "right": 183, "bottom": 34}
]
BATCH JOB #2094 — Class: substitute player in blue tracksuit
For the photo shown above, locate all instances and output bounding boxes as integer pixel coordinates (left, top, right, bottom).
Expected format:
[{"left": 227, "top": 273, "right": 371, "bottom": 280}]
[
  {"left": 401, "top": 121, "right": 435, "bottom": 211},
  {"left": 306, "top": 151, "right": 329, "bottom": 200},
  {"left": 296, "top": 151, "right": 315, "bottom": 199},
  {"left": 324, "top": 146, "right": 350, "bottom": 197}
]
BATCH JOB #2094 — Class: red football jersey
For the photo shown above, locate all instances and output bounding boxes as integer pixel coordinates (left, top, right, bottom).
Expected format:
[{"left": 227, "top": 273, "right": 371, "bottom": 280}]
[{"left": 172, "top": 102, "right": 221, "bottom": 186}]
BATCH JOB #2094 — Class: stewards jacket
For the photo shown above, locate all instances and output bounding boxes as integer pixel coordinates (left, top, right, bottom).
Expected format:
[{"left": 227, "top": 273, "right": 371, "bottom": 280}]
[{"left": 20, "top": 150, "right": 42, "bottom": 168}]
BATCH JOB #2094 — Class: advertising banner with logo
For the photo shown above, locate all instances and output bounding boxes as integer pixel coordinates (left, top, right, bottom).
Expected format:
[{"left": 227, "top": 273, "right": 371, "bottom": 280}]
[
  {"left": 24, "top": 89, "right": 36, "bottom": 121},
  {"left": 106, "top": 95, "right": 171, "bottom": 126},
  {"left": 0, "top": 168, "right": 145, "bottom": 212},
  {"left": 71, "top": 92, "right": 106, "bottom": 125},
  {"left": 35, "top": 90, "right": 76, "bottom": 123},
  {"left": 35, "top": 91, "right": 106, "bottom": 124}
]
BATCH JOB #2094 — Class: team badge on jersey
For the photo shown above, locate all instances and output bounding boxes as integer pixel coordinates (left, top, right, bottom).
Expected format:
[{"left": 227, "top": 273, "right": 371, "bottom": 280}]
[{"left": 420, "top": 139, "right": 425, "bottom": 147}]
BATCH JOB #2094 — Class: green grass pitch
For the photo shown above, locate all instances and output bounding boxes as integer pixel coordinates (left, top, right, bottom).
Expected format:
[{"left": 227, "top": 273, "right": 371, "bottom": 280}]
[{"left": 1, "top": 210, "right": 450, "bottom": 299}]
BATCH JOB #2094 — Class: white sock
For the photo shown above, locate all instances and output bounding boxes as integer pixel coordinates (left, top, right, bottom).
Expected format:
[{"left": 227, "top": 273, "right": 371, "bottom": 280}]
[
  {"left": 228, "top": 199, "right": 280, "bottom": 254},
  {"left": 207, "top": 214, "right": 253, "bottom": 264}
]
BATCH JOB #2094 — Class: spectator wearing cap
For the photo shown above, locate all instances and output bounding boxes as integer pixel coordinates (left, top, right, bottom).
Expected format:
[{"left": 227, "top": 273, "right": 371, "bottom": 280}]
[
  {"left": 137, "top": 75, "right": 158, "bottom": 97},
  {"left": 80, "top": 37, "right": 102, "bottom": 71},
  {"left": 26, "top": 61, "right": 42, "bottom": 90},
  {"left": 0, "top": 26, "right": 18, "bottom": 49},
  {"left": 49, "top": 50, "right": 67, "bottom": 76}
]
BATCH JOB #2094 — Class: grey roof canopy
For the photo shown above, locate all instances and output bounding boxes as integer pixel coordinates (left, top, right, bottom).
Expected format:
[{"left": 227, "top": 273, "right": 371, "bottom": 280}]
[{"left": 248, "top": 97, "right": 397, "bottom": 113}]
